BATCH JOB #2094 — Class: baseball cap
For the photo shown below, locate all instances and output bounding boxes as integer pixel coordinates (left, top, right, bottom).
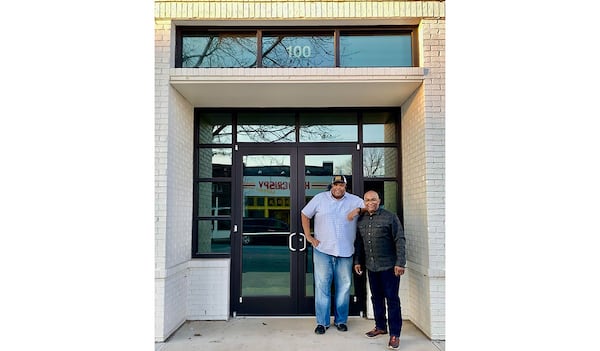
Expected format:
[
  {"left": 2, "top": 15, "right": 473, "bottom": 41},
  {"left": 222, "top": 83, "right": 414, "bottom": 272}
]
[{"left": 331, "top": 175, "right": 347, "bottom": 184}]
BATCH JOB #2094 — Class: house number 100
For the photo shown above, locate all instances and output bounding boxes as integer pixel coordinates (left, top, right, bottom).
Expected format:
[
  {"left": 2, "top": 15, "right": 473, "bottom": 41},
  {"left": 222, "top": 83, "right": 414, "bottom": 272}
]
[{"left": 286, "top": 46, "right": 311, "bottom": 58}]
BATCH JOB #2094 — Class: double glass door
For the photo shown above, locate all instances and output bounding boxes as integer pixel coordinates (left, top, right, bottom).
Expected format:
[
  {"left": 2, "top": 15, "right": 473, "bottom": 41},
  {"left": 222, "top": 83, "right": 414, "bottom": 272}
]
[{"left": 232, "top": 145, "right": 365, "bottom": 316}]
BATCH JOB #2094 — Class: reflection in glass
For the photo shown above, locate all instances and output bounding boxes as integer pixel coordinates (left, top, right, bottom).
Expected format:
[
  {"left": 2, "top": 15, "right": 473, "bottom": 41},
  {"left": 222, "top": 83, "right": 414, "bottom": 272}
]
[
  {"left": 363, "top": 147, "right": 397, "bottom": 177},
  {"left": 196, "top": 182, "right": 231, "bottom": 217},
  {"left": 182, "top": 34, "right": 257, "bottom": 68},
  {"left": 363, "top": 112, "right": 397, "bottom": 143},
  {"left": 242, "top": 155, "right": 291, "bottom": 296},
  {"left": 305, "top": 154, "right": 353, "bottom": 191},
  {"left": 262, "top": 34, "right": 334, "bottom": 68},
  {"left": 238, "top": 112, "right": 296, "bottom": 143},
  {"left": 197, "top": 148, "right": 232, "bottom": 178},
  {"left": 340, "top": 33, "right": 412, "bottom": 67},
  {"left": 198, "top": 112, "right": 232, "bottom": 144},
  {"left": 196, "top": 219, "right": 231, "bottom": 254},
  {"left": 299, "top": 112, "right": 358, "bottom": 142}
]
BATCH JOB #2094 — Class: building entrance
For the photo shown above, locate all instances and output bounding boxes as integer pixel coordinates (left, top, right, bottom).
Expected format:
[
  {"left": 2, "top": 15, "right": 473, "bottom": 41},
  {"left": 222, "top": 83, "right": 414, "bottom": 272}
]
[
  {"left": 192, "top": 108, "right": 401, "bottom": 317},
  {"left": 232, "top": 145, "right": 366, "bottom": 316}
]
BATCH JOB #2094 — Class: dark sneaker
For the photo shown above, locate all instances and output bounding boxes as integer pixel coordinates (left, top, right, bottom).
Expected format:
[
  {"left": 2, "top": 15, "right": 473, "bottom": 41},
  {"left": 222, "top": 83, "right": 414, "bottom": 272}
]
[
  {"left": 335, "top": 323, "right": 348, "bottom": 332},
  {"left": 365, "top": 327, "right": 388, "bottom": 338},
  {"left": 388, "top": 335, "right": 400, "bottom": 349},
  {"left": 314, "top": 325, "right": 327, "bottom": 334}
]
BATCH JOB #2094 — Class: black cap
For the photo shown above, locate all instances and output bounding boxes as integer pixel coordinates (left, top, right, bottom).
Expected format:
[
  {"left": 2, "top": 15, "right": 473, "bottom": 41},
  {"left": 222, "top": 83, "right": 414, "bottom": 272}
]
[{"left": 331, "top": 175, "right": 347, "bottom": 184}]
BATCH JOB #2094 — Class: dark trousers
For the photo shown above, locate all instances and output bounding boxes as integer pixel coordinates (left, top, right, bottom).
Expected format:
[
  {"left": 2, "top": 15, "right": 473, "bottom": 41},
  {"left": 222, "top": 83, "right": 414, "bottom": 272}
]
[{"left": 368, "top": 268, "right": 402, "bottom": 336}]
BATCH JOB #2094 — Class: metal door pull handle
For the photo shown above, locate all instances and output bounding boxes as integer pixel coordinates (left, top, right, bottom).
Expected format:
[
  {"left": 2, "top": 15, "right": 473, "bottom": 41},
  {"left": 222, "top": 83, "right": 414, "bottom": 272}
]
[{"left": 288, "top": 232, "right": 296, "bottom": 251}]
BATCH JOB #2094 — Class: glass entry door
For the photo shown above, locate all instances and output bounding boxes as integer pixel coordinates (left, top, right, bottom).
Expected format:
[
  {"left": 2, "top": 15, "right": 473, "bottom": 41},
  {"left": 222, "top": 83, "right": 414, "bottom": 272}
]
[
  {"left": 234, "top": 147, "right": 302, "bottom": 315},
  {"left": 233, "top": 145, "right": 364, "bottom": 316}
]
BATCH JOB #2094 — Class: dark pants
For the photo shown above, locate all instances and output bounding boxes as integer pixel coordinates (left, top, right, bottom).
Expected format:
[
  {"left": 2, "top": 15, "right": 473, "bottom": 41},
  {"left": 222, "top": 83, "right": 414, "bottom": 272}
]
[{"left": 368, "top": 268, "right": 402, "bottom": 336}]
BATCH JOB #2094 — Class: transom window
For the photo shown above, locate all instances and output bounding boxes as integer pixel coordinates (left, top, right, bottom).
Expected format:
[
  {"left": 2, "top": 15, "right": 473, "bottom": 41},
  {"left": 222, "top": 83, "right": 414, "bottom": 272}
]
[{"left": 176, "top": 27, "right": 417, "bottom": 68}]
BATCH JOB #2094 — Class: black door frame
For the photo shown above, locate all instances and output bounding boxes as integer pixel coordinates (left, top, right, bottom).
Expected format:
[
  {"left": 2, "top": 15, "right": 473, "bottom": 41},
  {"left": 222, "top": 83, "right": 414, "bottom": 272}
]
[{"left": 231, "top": 143, "right": 366, "bottom": 316}]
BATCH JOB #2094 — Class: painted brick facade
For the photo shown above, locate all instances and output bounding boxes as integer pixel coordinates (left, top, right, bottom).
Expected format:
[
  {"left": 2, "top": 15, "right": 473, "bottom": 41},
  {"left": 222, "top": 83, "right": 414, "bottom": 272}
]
[
  {"left": 400, "top": 18, "right": 445, "bottom": 340},
  {"left": 155, "top": 0, "right": 445, "bottom": 342},
  {"left": 188, "top": 260, "right": 230, "bottom": 319}
]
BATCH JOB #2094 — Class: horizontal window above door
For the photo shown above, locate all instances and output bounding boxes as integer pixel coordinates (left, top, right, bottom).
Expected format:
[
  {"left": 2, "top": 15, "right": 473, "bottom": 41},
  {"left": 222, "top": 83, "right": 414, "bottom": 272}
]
[{"left": 176, "top": 27, "right": 417, "bottom": 68}]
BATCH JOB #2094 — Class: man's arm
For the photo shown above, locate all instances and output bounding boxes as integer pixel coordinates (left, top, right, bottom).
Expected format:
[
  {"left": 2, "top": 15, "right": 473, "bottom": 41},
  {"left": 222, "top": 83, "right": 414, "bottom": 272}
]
[
  {"left": 301, "top": 212, "right": 319, "bottom": 247},
  {"left": 392, "top": 213, "right": 406, "bottom": 268}
]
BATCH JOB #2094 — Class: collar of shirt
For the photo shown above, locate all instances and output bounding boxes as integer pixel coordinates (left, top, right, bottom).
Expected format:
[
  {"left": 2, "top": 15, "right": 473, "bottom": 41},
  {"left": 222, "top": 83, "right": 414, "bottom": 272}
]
[
  {"left": 328, "top": 191, "right": 347, "bottom": 200},
  {"left": 367, "top": 208, "right": 382, "bottom": 216}
]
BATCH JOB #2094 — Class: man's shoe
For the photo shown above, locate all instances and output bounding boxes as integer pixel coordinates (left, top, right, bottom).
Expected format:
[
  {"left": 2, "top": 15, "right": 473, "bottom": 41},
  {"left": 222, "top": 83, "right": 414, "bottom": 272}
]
[
  {"left": 388, "top": 335, "right": 400, "bottom": 349},
  {"left": 365, "top": 327, "right": 388, "bottom": 338},
  {"left": 314, "top": 325, "right": 327, "bottom": 334},
  {"left": 335, "top": 323, "right": 348, "bottom": 332}
]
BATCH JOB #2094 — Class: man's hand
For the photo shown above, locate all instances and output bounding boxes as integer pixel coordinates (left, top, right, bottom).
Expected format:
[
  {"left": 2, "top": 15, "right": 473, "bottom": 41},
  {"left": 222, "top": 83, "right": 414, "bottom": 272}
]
[
  {"left": 394, "top": 266, "right": 405, "bottom": 277},
  {"left": 347, "top": 208, "right": 361, "bottom": 221},
  {"left": 307, "top": 236, "right": 320, "bottom": 247}
]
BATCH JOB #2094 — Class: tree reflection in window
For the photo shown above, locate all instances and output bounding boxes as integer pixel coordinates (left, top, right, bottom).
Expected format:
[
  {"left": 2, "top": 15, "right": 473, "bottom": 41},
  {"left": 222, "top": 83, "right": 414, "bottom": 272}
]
[
  {"left": 180, "top": 29, "right": 414, "bottom": 68},
  {"left": 363, "top": 147, "right": 397, "bottom": 177},
  {"left": 208, "top": 124, "right": 339, "bottom": 143},
  {"left": 237, "top": 124, "right": 296, "bottom": 143},
  {"left": 201, "top": 112, "right": 357, "bottom": 143},
  {"left": 262, "top": 35, "right": 334, "bottom": 68},
  {"left": 182, "top": 33, "right": 335, "bottom": 68},
  {"left": 182, "top": 34, "right": 258, "bottom": 68}
]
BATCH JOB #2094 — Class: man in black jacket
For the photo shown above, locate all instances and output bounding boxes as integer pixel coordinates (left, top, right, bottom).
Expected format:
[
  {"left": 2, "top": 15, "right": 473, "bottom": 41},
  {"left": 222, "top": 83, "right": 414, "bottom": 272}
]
[{"left": 351, "top": 190, "right": 406, "bottom": 350}]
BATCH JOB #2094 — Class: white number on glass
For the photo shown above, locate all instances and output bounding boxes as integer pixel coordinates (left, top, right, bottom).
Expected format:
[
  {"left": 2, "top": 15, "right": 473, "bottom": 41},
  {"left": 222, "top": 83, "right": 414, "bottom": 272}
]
[{"left": 286, "top": 46, "right": 311, "bottom": 58}]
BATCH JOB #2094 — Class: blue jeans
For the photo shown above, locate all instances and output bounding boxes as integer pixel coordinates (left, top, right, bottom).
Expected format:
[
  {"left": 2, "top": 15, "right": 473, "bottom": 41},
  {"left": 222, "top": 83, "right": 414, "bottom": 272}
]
[
  {"left": 368, "top": 268, "right": 402, "bottom": 336},
  {"left": 312, "top": 248, "right": 353, "bottom": 327}
]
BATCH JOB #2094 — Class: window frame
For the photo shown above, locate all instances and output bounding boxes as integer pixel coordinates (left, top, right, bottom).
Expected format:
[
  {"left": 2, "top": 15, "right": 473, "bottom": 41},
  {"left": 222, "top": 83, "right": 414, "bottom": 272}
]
[
  {"left": 192, "top": 108, "right": 403, "bottom": 258},
  {"left": 176, "top": 26, "right": 418, "bottom": 68}
]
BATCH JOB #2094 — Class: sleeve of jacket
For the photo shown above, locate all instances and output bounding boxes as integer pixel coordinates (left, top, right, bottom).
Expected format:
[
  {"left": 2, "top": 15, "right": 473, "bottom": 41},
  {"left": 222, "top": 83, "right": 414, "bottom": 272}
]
[
  {"left": 392, "top": 214, "right": 406, "bottom": 267},
  {"left": 353, "top": 225, "right": 365, "bottom": 266}
]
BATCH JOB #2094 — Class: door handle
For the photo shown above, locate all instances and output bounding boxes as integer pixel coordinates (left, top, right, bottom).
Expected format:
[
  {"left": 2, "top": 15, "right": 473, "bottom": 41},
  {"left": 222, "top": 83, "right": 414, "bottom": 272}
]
[
  {"left": 288, "top": 232, "right": 296, "bottom": 251},
  {"left": 298, "top": 233, "right": 307, "bottom": 251}
]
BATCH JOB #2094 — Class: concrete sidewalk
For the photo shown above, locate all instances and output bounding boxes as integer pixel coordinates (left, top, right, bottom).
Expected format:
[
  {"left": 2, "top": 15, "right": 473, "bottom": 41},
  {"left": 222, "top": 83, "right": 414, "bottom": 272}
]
[{"left": 156, "top": 317, "right": 445, "bottom": 351}]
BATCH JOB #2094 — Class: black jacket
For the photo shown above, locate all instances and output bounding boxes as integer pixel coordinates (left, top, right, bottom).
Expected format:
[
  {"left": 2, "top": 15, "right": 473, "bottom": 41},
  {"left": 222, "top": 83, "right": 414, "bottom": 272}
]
[{"left": 353, "top": 208, "right": 406, "bottom": 272}]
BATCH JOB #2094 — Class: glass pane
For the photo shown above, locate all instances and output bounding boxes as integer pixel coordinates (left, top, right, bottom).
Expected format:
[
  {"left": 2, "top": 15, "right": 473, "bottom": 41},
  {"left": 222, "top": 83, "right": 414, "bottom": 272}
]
[
  {"left": 362, "top": 181, "right": 398, "bottom": 214},
  {"left": 363, "top": 112, "right": 397, "bottom": 143},
  {"left": 196, "top": 182, "right": 231, "bottom": 217},
  {"left": 237, "top": 112, "right": 296, "bottom": 143},
  {"left": 197, "top": 112, "right": 232, "bottom": 144},
  {"left": 197, "top": 148, "right": 232, "bottom": 178},
  {"left": 304, "top": 154, "right": 353, "bottom": 198},
  {"left": 262, "top": 34, "right": 334, "bottom": 68},
  {"left": 182, "top": 33, "right": 257, "bottom": 68},
  {"left": 299, "top": 112, "right": 357, "bottom": 142},
  {"left": 196, "top": 219, "right": 231, "bottom": 254},
  {"left": 242, "top": 155, "right": 291, "bottom": 296},
  {"left": 340, "top": 33, "right": 412, "bottom": 67},
  {"left": 363, "top": 147, "right": 398, "bottom": 177}
]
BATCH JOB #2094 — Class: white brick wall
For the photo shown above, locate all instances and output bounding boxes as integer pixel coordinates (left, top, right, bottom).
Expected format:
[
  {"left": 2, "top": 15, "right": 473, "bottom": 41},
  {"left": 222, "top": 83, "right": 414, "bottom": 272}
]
[
  {"left": 155, "top": 19, "right": 196, "bottom": 341},
  {"left": 155, "top": 18, "right": 171, "bottom": 342},
  {"left": 155, "top": 0, "right": 446, "bottom": 20},
  {"left": 187, "top": 259, "right": 230, "bottom": 320},
  {"left": 400, "top": 18, "right": 445, "bottom": 339},
  {"left": 401, "top": 84, "right": 431, "bottom": 330},
  {"left": 155, "top": 19, "right": 170, "bottom": 273},
  {"left": 155, "top": 262, "right": 188, "bottom": 342},
  {"left": 422, "top": 18, "right": 445, "bottom": 341},
  {"left": 165, "top": 86, "right": 193, "bottom": 269}
]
